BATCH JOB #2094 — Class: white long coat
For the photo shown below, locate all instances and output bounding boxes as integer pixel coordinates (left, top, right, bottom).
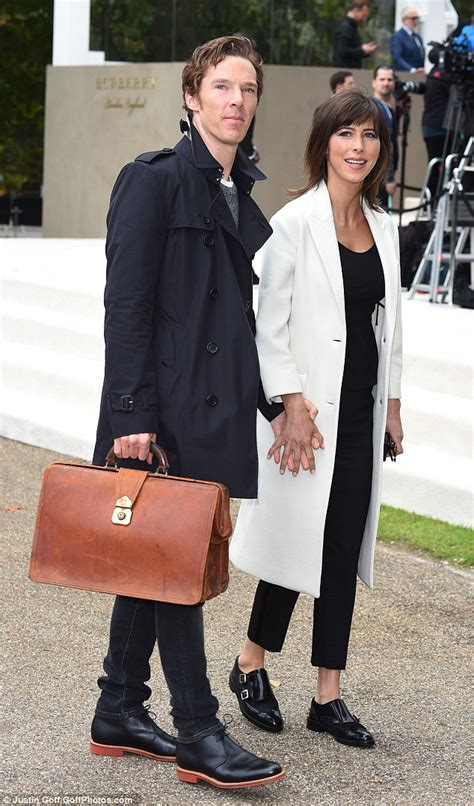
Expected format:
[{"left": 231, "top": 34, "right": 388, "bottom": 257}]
[{"left": 230, "top": 182, "right": 402, "bottom": 598}]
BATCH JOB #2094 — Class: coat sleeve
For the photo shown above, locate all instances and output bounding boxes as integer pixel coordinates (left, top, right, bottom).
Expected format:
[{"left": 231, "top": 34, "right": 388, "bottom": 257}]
[
  {"left": 387, "top": 216, "right": 403, "bottom": 398},
  {"left": 256, "top": 210, "right": 305, "bottom": 403},
  {"left": 103, "top": 161, "right": 168, "bottom": 438}
]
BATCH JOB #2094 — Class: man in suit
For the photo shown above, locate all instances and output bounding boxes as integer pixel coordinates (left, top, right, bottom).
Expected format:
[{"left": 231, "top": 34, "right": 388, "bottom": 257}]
[
  {"left": 391, "top": 7, "right": 425, "bottom": 72},
  {"left": 332, "top": 1, "right": 378, "bottom": 69},
  {"left": 372, "top": 65, "right": 399, "bottom": 206},
  {"left": 90, "top": 35, "right": 285, "bottom": 791}
]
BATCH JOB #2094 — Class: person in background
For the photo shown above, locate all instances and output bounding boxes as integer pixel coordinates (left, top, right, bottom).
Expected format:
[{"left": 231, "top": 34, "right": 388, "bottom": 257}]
[
  {"left": 89, "top": 35, "right": 285, "bottom": 792},
  {"left": 391, "top": 8, "right": 425, "bottom": 73},
  {"left": 229, "top": 90, "right": 403, "bottom": 749},
  {"left": 333, "top": 1, "right": 378, "bottom": 69},
  {"left": 371, "top": 65, "right": 399, "bottom": 207},
  {"left": 330, "top": 70, "right": 356, "bottom": 93}
]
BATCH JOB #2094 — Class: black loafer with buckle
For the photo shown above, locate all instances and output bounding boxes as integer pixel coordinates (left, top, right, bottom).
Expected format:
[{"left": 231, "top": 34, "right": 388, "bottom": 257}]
[
  {"left": 229, "top": 657, "right": 283, "bottom": 733},
  {"left": 307, "top": 698, "right": 375, "bottom": 747}
]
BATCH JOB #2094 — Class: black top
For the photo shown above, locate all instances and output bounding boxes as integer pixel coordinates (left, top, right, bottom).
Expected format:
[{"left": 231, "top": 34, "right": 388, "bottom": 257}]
[
  {"left": 332, "top": 16, "right": 366, "bottom": 68},
  {"left": 338, "top": 241, "right": 385, "bottom": 391}
]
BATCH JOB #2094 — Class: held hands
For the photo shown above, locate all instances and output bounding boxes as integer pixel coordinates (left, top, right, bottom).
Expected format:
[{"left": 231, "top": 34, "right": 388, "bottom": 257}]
[
  {"left": 268, "top": 394, "right": 324, "bottom": 477},
  {"left": 385, "top": 398, "right": 404, "bottom": 457},
  {"left": 113, "top": 433, "right": 157, "bottom": 465}
]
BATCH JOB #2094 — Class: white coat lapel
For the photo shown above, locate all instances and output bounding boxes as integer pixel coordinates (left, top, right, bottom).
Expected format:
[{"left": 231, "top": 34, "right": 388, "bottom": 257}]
[
  {"left": 364, "top": 205, "right": 396, "bottom": 314},
  {"left": 306, "top": 184, "right": 345, "bottom": 323}
]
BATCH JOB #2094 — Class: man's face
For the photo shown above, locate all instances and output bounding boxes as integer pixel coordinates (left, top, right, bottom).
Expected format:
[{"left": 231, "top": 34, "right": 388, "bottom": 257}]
[
  {"left": 372, "top": 68, "right": 395, "bottom": 99},
  {"left": 402, "top": 9, "right": 420, "bottom": 30},
  {"left": 185, "top": 56, "right": 258, "bottom": 152},
  {"left": 336, "top": 75, "right": 356, "bottom": 92},
  {"left": 355, "top": 4, "right": 370, "bottom": 22}
]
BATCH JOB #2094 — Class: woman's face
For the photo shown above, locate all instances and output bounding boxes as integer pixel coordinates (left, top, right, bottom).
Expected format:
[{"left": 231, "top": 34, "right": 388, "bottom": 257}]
[{"left": 326, "top": 119, "right": 380, "bottom": 188}]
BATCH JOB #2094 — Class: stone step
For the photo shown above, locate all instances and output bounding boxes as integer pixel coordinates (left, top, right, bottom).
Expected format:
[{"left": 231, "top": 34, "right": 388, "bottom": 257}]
[
  {"left": 2, "top": 389, "right": 98, "bottom": 461},
  {"left": 401, "top": 384, "right": 472, "bottom": 459},
  {"left": 3, "top": 303, "right": 102, "bottom": 360},
  {"left": 382, "top": 443, "right": 473, "bottom": 527}
]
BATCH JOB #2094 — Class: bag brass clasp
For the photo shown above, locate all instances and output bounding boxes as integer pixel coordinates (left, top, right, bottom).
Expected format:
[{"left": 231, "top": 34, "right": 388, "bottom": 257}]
[{"left": 112, "top": 495, "right": 133, "bottom": 525}]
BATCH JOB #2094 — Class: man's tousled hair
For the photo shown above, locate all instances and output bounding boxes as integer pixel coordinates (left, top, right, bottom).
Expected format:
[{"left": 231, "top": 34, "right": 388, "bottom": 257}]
[{"left": 182, "top": 35, "right": 263, "bottom": 113}]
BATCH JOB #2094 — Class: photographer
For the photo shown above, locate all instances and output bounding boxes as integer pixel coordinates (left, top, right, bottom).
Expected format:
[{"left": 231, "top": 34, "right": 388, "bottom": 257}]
[{"left": 371, "top": 65, "right": 399, "bottom": 206}]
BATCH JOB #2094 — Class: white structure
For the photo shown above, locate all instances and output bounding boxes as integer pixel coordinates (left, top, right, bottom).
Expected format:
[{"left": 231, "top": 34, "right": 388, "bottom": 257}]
[
  {"left": 53, "top": 0, "right": 104, "bottom": 66},
  {"left": 395, "top": 0, "right": 459, "bottom": 70},
  {"left": 2, "top": 240, "right": 473, "bottom": 528}
]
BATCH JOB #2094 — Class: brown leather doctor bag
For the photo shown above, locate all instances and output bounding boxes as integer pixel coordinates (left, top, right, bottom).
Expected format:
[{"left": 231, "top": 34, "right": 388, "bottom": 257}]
[{"left": 29, "top": 444, "right": 233, "bottom": 605}]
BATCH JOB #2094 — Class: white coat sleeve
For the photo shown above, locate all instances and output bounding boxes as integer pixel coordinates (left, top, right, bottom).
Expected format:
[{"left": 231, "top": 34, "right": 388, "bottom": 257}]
[
  {"left": 256, "top": 210, "right": 305, "bottom": 403},
  {"left": 388, "top": 216, "right": 402, "bottom": 399}
]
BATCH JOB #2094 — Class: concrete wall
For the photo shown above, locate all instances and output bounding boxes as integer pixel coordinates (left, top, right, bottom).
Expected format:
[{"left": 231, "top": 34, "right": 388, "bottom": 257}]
[{"left": 42, "top": 63, "right": 426, "bottom": 237}]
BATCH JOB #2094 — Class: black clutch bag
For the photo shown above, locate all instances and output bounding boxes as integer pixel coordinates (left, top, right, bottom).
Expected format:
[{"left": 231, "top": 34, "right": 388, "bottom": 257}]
[{"left": 383, "top": 432, "right": 397, "bottom": 462}]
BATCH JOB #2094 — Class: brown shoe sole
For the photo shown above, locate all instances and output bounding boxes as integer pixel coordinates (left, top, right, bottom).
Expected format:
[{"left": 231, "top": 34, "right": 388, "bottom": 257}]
[
  {"left": 176, "top": 766, "right": 286, "bottom": 789},
  {"left": 90, "top": 740, "right": 176, "bottom": 762}
]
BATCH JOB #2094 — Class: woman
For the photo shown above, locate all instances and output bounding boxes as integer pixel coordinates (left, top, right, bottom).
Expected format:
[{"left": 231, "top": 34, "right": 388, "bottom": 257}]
[{"left": 229, "top": 90, "right": 403, "bottom": 748}]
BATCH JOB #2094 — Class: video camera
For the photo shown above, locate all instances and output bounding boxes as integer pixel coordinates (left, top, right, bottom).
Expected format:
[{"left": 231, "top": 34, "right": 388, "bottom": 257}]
[
  {"left": 394, "top": 77, "right": 425, "bottom": 102},
  {"left": 428, "top": 34, "right": 474, "bottom": 85}
]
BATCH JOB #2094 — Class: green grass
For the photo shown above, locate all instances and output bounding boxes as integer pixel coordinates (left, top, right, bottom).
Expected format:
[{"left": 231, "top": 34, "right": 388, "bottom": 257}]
[{"left": 377, "top": 505, "right": 474, "bottom": 567}]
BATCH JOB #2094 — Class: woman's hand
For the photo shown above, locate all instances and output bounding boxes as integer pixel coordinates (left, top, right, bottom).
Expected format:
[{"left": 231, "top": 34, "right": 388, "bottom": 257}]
[
  {"left": 385, "top": 398, "right": 403, "bottom": 456},
  {"left": 268, "top": 394, "right": 324, "bottom": 476}
]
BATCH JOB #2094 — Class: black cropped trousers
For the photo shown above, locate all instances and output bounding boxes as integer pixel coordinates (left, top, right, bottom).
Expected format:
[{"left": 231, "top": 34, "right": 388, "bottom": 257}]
[{"left": 247, "top": 386, "right": 374, "bottom": 670}]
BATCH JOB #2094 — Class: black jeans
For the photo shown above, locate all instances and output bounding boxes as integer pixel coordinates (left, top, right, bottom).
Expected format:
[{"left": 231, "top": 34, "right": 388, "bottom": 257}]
[
  {"left": 95, "top": 596, "right": 221, "bottom": 742},
  {"left": 248, "top": 386, "right": 374, "bottom": 670}
]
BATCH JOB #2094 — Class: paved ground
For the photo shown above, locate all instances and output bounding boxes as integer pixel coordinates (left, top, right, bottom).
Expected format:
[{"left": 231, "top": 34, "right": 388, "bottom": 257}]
[{"left": 2, "top": 437, "right": 473, "bottom": 805}]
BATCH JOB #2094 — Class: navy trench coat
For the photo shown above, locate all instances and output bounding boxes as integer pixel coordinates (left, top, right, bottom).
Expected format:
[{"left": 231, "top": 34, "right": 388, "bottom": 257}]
[{"left": 93, "top": 124, "right": 280, "bottom": 498}]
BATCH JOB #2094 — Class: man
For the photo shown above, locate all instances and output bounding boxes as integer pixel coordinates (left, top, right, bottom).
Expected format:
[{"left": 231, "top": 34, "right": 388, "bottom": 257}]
[
  {"left": 332, "top": 1, "right": 378, "bottom": 69},
  {"left": 90, "top": 35, "right": 285, "bottom": 791},
  {"left": 391, "top": 8, "right": 425, "bottom": 72},
  {"left": 372, "top": 64, "right": 399, "bottom": 206},
  {"left": 329, "top": 70, "right": 355, "bottom": 93}
]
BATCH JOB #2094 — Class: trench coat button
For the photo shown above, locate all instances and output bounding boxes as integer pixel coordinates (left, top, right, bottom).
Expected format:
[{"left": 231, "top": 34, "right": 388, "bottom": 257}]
[
  {"left": 207, "top": 342, "right": 219, "bottom": 354},
  {"left": 206, "top": 394, "right": 218, "bottom": 407},
  {"left": 383, "top": 337, "right": 387, "bottom": 343},
  {"left": 203, "top": 217, "right": 211, "bottom": 225},
  {"left": 204, "top": 235, "right": 215, "bottom": 247},
  {"left": 209, "top": 288, "right": 219, "bottom": 300},
  {"left": 244, "top": 300, "right": 251, "bottom": 312}
]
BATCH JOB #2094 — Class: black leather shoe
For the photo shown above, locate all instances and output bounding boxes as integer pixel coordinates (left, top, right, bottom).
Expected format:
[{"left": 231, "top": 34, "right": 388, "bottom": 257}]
[
  {"left": 229, "top": 657, "right": 283, "bottom": 732},
  {"left": 176, "top": 728, "right": 285, "bottom": 789},
  {"left": 90, "top": 710, "right": 177, "bottom": 761},
  {"left": 307, "top": 698, "right": 375, "bottom": 747}
]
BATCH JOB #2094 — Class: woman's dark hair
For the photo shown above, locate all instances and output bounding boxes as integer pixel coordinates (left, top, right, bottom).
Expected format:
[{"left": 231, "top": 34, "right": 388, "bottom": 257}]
[{"left": 292, "top": 89, "right": 391, "bottom": 210}]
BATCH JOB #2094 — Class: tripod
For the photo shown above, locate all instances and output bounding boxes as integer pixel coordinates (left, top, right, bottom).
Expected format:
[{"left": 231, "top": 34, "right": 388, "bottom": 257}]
[{"left": 409, "top": 136, "right": 474, "bottom": 303}]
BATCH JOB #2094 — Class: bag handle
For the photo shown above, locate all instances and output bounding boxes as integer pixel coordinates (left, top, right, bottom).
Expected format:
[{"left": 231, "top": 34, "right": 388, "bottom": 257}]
[{"left": 105, "top": 441, "right": 170, "bottom": 475}]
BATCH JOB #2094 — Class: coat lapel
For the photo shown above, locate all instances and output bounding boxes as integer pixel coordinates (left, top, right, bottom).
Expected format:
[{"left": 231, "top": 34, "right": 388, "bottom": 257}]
[
  {"left": 306, "top": 184, "right": 346, "bottom": 323},
  {"left": 306, "top": 183, "right": 396, "bottom": 326}
]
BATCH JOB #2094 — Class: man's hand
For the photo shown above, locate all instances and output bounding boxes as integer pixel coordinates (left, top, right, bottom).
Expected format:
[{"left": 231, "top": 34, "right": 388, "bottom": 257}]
[
  {"left": 385, "top": 399, "right": 403, "bottom": 456},
  {"left": 114, "top": 432, "right": 157, "bottom": 465},
  {"left": 362, "top": 41, "right": 378, "bottom": 55},
  {"left": 268, "top": 394, "right": 324, "bottom": 476}
]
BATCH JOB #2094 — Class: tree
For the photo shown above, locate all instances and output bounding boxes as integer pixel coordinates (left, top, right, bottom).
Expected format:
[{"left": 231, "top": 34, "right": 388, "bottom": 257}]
[{"left": 0, "top": 0, "right": 53, "bottom": 196}]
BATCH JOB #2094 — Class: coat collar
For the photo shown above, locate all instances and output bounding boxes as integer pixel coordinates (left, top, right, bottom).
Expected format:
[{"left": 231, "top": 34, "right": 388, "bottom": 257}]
[
  {"left": 305, "top": 181, "right": 391, "bottom": 323},
  {"left": 174, "top": 122, "right": 266, "bottom": 196}
]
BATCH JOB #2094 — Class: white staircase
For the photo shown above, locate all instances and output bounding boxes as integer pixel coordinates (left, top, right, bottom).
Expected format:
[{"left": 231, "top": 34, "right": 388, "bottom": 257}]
[
  {"left": 1, "top": 239, "right": 105, "bottom": 460},
  {"left": 381, "top": 295, "right": 473, "bottom": 527},
  {"left": 1, "top": 240, "right": 473, "bottom": 526}
]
